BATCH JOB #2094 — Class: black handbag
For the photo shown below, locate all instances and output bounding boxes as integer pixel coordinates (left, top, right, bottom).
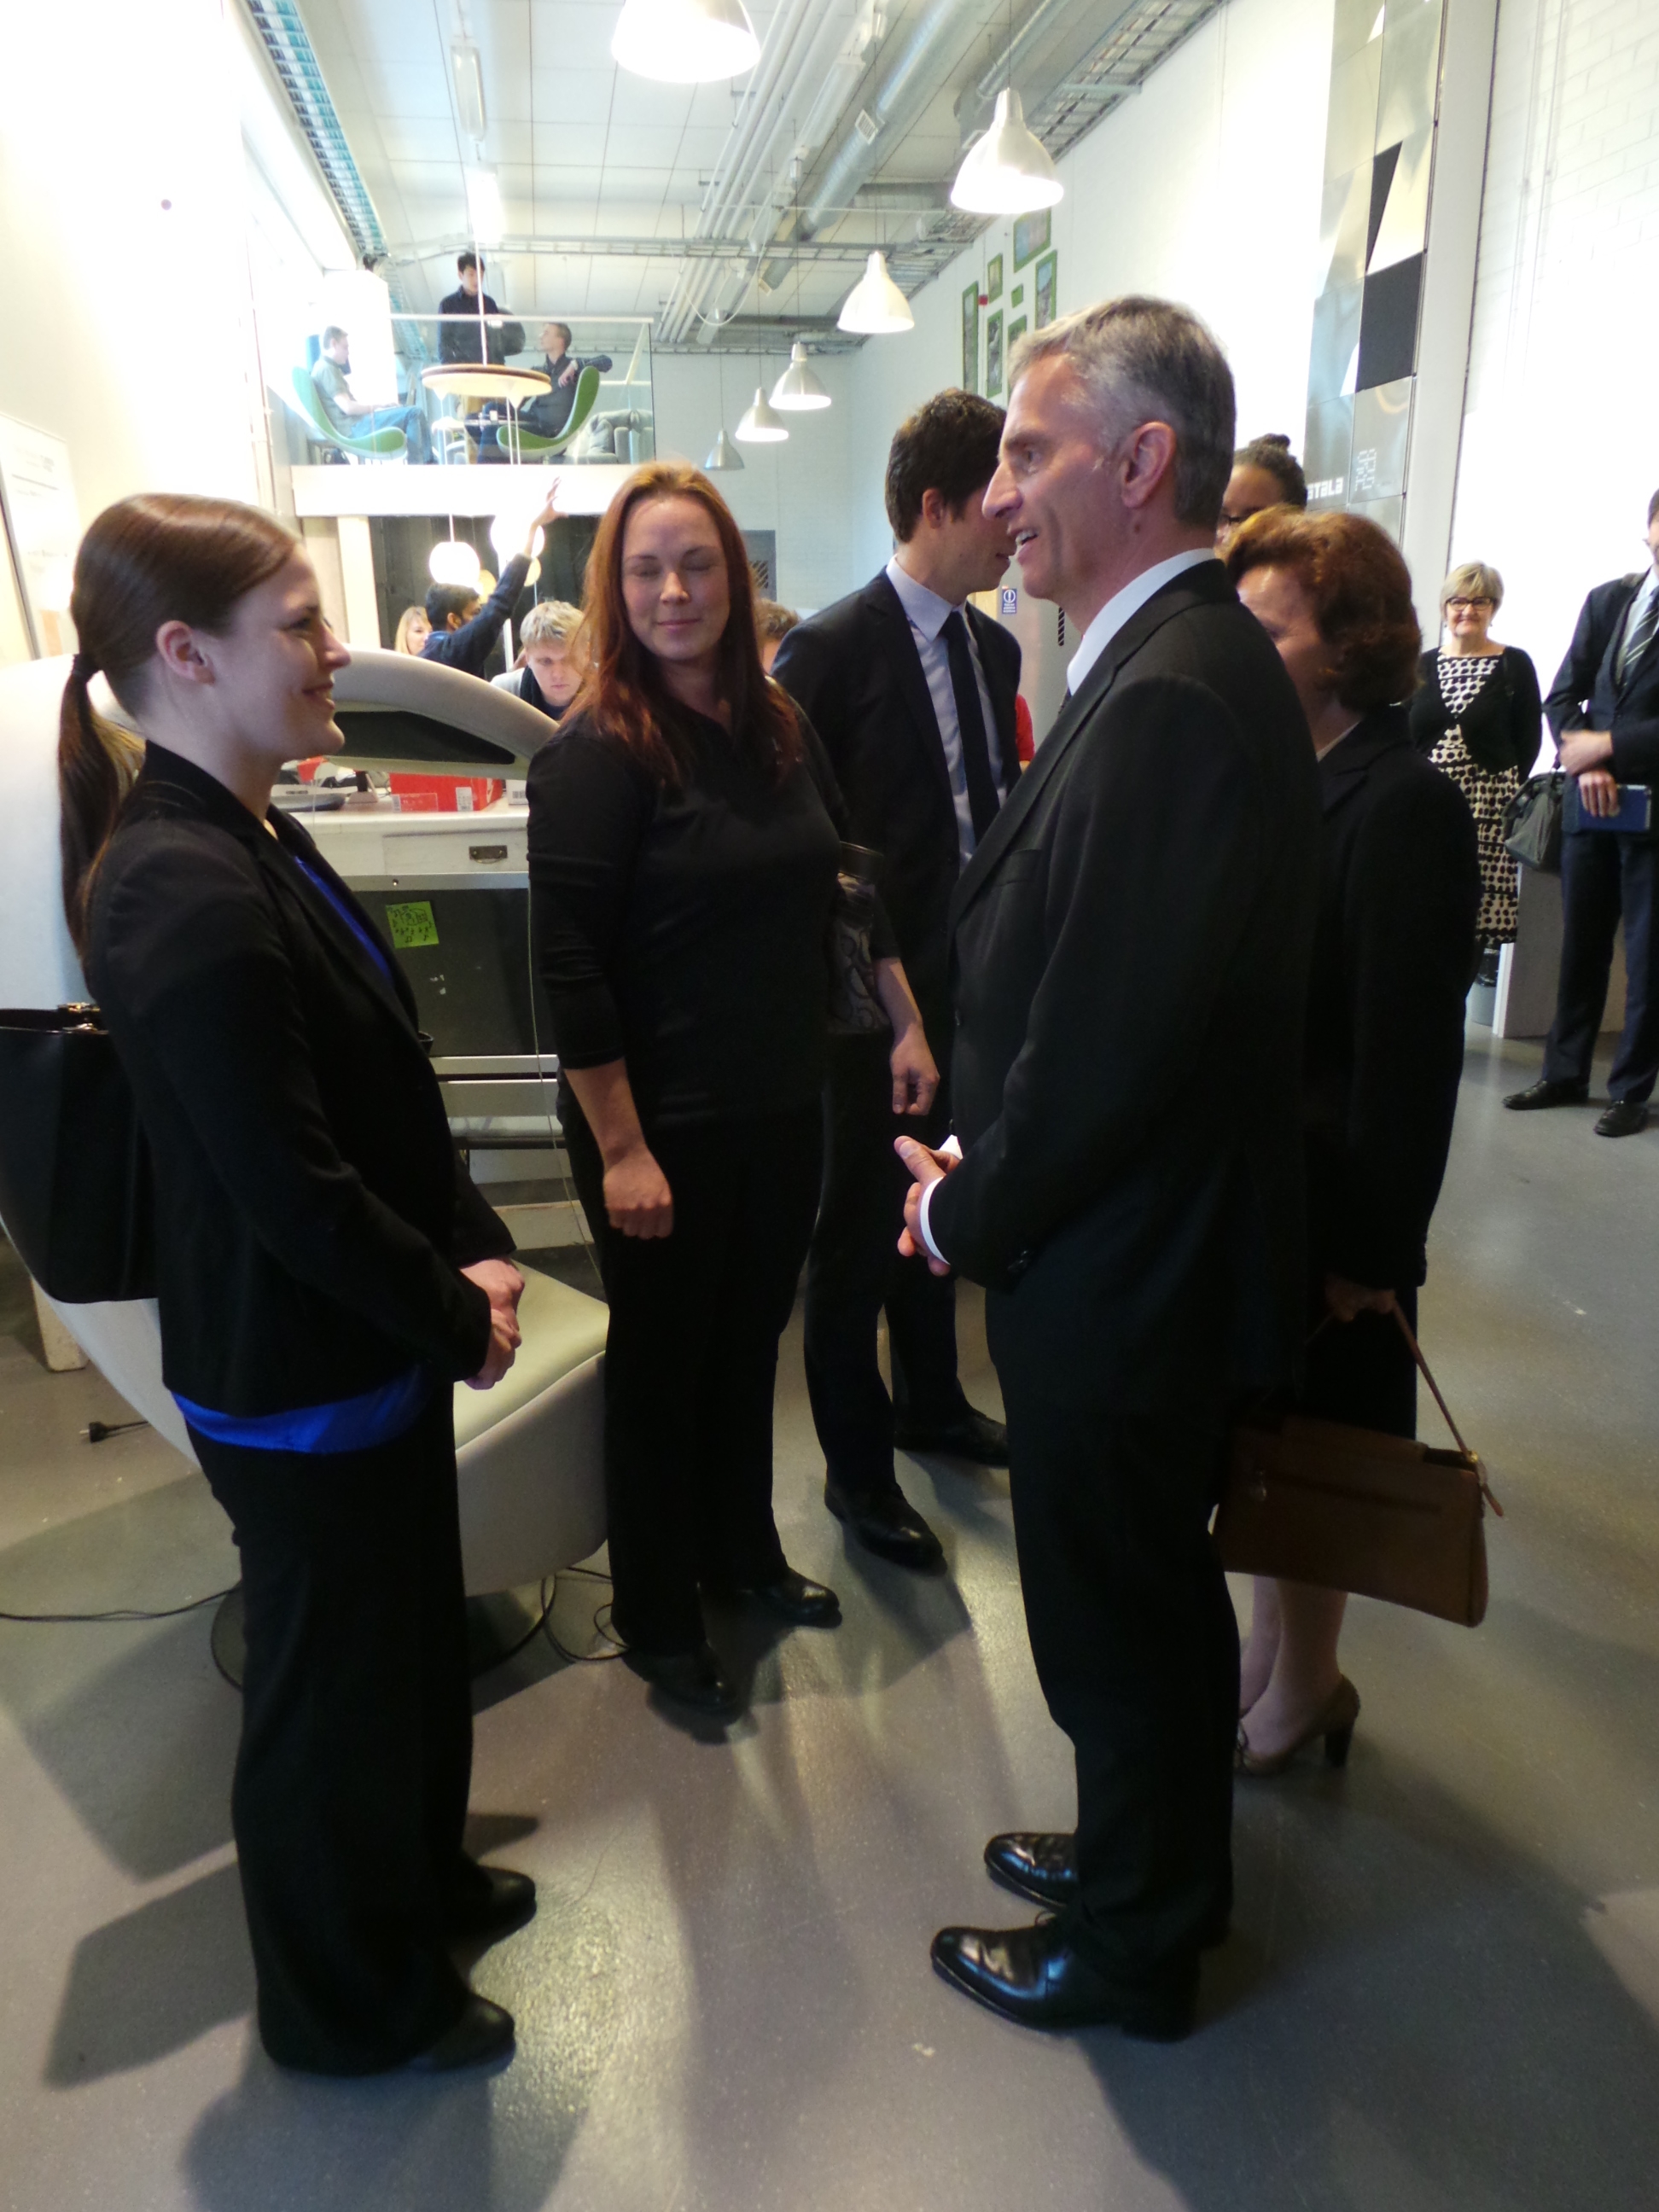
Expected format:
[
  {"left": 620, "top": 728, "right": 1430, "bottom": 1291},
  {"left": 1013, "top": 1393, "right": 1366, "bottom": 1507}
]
[
  {"left": 1501, "top": 771, "right": 1565, "bottom": 874},
  {"left": 826, "top": 844, "right": 890, "bottom": 1037},
  {"left": 0, "top": 1007, "right": 155, "bottom": 1301}
]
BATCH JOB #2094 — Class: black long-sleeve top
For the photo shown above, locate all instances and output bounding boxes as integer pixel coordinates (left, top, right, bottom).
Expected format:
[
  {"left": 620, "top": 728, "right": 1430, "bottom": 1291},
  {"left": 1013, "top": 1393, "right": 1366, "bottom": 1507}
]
[
  {"left": 420, "top": 553, "right": 530, "bottom": 677},
  {"left": 527, "top": 702, "right": 894, "bottom": 1128},
  {"left": 1406, "top": 643, "right": 1542, "bottom": 775}
]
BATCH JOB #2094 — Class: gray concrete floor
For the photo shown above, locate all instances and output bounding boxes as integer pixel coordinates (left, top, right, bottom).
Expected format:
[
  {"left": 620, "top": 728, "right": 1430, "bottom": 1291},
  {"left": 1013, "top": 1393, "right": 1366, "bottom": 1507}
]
[{"left": 3, "top": 1027, "right": 1658, "bottom": 2211}]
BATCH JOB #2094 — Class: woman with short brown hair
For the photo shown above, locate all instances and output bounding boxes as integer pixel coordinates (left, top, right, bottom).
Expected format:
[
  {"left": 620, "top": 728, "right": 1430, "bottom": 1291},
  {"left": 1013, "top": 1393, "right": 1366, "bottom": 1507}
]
[
  {"left": 1225, "top": 509, "right": 1480, "bottom": 1773},
  {"left": 527, "top": 463, "right": 938, "bottom": 1718}
]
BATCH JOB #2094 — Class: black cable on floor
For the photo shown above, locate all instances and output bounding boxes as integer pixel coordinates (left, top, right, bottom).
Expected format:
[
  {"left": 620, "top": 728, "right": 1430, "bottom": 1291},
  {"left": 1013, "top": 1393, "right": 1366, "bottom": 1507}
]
[
  {"left": 0, "top": 1584, "right": 237, "bottom": 1626},
  {"left": 542, "top": 1567, "right": 626, "bottom": 1667}
]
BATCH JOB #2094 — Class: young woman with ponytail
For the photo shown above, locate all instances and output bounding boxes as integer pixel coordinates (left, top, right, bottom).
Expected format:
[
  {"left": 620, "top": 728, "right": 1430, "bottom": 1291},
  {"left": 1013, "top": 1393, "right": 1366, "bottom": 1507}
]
[{"left": 64, "top": 493, "right": 532, "bottom": 2075}]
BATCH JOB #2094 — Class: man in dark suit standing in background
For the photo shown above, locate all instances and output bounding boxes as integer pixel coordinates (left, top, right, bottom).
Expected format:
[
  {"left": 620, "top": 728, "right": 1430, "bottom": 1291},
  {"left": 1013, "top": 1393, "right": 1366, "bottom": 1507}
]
[
  {"left": 1505, "top": 492, "right": 1659, "bottom": 1137},
  {"left": 899, "top": 299, "right": 1320, "bottom": 2039},
  {"left": 772, "top": 393, "right": 1021, "bottom": 1571}
]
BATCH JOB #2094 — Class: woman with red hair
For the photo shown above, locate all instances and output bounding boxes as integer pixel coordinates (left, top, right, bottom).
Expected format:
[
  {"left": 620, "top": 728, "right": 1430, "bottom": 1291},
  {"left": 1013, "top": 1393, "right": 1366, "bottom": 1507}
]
[
  {"left": 1225, "top": 509, "right": 1479, "bottom": 1773},
  {"left": 528, "top": 464, "right": 938, "bottom": 1718}
]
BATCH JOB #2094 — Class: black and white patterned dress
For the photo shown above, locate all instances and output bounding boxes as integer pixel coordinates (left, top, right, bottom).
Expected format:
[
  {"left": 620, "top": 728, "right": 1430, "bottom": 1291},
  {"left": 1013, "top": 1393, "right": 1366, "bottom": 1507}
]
[{"left": 1427, "top": 652, "right": 1520, "bottom": 946}]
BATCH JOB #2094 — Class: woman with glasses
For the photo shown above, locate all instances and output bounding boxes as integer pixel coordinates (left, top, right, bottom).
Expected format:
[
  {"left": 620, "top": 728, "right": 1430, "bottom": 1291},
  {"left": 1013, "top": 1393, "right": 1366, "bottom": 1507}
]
[{"left": 1408, "top": 563, "right": 1543, "bottom": 982}]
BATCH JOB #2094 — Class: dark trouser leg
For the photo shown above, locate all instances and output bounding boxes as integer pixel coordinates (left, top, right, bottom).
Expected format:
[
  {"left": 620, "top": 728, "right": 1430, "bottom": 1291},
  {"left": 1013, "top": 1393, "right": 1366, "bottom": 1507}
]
[
  {"left": 803, "top": 1035, "right": 965, "bottom": 1492},
  {"left": 1609, "top": 838, "right": 1659, "bottom": 1102},
  {"left": 692, "top": 1106, "right": 824, "bottom": 1587},
  {"left": 988, "top": 1294, "right": 1235, "bottom": 1982},
  {"left": 1545, "top": 831, "right": 1623, "bottom": 1085},
  {"left": 193, "top": 1394, "right": 470, "bottom": 2074}
]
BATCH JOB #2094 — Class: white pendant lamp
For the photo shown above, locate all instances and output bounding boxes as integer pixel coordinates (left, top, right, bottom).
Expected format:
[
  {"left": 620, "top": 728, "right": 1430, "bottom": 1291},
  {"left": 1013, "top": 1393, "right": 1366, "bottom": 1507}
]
[
  {"left": 951, "top": 89, "right": 1063, "bottom": 215},
  {"left": 704, "top": 425, "right": 744, "bottom": 471},
  {"left": 838, "top": 251, "right": 914, "bottom": 335},
  {"left": 769, "top": 341, "right": 831, "bottom": 411},
  {"left": 428, "top": 537, "right": 481, "bottom": 588},
  {"left": 611, "top": 0, "right": 760, "bottom": 84},
  {"left": 735, "top": 382, "right": 788, "bottom": 443}
]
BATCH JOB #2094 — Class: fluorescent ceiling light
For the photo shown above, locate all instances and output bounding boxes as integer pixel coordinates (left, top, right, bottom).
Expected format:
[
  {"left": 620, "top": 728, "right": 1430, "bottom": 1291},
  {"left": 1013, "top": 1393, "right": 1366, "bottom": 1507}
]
[
  {"left": 612, "top": 0, "right": 760, "bottom": 84},
  {"left": 451, "top": 42, "right": 486, "bottom": 139},
  {"left": 770, "top": 341, "right": 831, "bottom": 410},
  {"left": 838, "top": 250, "right": 914, "bottom": 335},
  {"left": 464, "top": 166, "right": 505, "bottom": 247},
  {"left": 951, "top": 89, "right": 1063, "bottom": 216},
  {"left": 735, "top": 387, "right": 788, "bottom": 443}
]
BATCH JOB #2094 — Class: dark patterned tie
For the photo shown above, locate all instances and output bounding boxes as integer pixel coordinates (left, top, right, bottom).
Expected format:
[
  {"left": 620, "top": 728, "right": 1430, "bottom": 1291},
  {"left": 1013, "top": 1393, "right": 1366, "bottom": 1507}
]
[
  {"left": 942, "top": 611, "right": 1000, "bottom": 841},
  {"left": 1617, "top": 583, "right": 1659, "bottom": 685}
]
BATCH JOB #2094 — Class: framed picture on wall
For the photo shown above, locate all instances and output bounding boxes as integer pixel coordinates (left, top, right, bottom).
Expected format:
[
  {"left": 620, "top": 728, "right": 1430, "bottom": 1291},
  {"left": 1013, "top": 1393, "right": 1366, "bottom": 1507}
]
[
  {"left": 986, "top": 311, "right": 1004, "bottom": 398},
  {"left": 1005, "top": 316, "right": 1027, "bottom": 369},
  {"left": 986, "top": 253, "right": 1004, "bottom": 301},
  {"left": 961, "top": 282, "right": 981, "bottom": 393},
  {"left": 1012, "top": 208, "right": 1051, "bottom": 271},
  {"left": 1034, "top": 250, "right": 1057, "bottom": 329}
]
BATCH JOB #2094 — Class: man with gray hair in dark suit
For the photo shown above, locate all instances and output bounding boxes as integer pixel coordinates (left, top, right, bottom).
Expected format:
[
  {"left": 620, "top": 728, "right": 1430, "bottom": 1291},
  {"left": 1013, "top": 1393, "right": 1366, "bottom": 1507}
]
[{"left": 899, "top": 297, "right": 1320, "bottom": 2040}]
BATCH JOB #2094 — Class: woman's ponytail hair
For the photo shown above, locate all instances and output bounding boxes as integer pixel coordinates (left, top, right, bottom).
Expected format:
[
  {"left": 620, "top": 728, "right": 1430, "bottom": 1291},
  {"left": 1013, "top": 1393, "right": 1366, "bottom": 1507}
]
[{"left": 60, "top": 494, "right": 297, "bottom": 957}]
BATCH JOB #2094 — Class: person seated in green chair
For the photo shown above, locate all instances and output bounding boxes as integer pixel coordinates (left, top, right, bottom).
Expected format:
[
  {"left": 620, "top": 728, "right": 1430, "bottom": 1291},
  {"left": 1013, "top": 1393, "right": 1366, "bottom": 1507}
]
[
  {"left": 311, "top": 328, "right": 431, "bottom": 461},
  {"left": 521, "top": 323, "right": 611, "bottom": 439}
]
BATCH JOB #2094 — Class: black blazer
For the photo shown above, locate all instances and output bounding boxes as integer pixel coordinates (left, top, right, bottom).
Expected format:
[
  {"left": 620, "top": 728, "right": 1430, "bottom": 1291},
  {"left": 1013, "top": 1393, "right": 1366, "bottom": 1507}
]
[
  {"left": 1305, "top": 709, "right": 1479, "bottom": 1292},
  {"left": 1406, "top": 644, "right": 1541, "bottom": 776},
  {"left": 1545, "top": 572, "right": 1659, "bottom": 787},
  {"left": 770, "top": 570, "right": 1021, "bottom": 1051},
  {"left": 929, "top": 559, "right": 1320, "bottom": 1395},
  {"left": 88, "top": 748, "right": 511, "bottom": 1417}
]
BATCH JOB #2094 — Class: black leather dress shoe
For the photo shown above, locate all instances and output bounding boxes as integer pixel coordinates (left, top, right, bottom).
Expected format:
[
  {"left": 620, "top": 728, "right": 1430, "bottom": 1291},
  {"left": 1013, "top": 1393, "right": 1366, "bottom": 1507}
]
[
  {"left": 750, "top": 1569, "right": 841, "bottom": 1625},
  {"left": 1504, "top": 1078, "right": 1589, "bottom": 1110},
  {"left": 445, "top": 1866, "right": 537, "bottom": 1944},
  {"left": 982, "top": 1832, "right": 1229, "bottom": 1947},
  {"left": 1596, "top": 1098, "right": 1649, "bottom": 1138},
  {"left": 893, "top": 1407, "right": 1010, "bottom": 1466},
  {"left": 624, "top": 1641, "right": 742, "bottom": 1718},
  {"left": 824, "top": 1476, "right": 945, "bottom": 1570},
  {"left": 407, "top": 1994, "right": 515, "bottom": 2072},
  {"left": 931, "top": 1919, "right": 1196, "bottom": 2041}
]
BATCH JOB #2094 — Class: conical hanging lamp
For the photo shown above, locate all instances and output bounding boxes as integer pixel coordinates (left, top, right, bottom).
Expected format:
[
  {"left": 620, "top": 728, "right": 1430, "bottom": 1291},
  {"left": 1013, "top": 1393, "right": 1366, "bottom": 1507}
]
[
  {"left": 770, "top": 341, "right": 831, "bottom": 410},
  {"left": 612, "top": 0, "right": 759, "bottom": 84},
  {"left": 838, "top": 251, "right": 914, "bottom": 335},
  {"left": 951, "top": 88, "right": 1062, "bottom": 214},
  {"left": 735, "top": 379, "right": 788, "bottom": 443},
  {"left": 705, "top": 352, "right": 745, "bottom": 469}
]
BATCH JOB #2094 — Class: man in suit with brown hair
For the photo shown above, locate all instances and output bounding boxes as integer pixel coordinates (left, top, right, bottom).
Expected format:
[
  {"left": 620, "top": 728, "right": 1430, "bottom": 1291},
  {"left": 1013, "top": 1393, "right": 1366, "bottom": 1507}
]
[
  {"left": 899, "top": 299, "right": 1320, "bottom": 2039},
  {"left": 772, "top": 393, "right": 1021, "bottom": 1572}
]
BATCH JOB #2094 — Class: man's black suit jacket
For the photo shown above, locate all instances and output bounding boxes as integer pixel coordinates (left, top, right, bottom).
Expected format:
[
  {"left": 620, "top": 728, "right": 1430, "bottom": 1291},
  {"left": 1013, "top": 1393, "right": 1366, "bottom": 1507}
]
[
  {"left": 770, "top": 570, "right": 1021, "bottom": 1051},
  {"left": 1545, "top": 570, "right": 1659, "bottom": 793},
  {"left": 88, "top": 748, "right": 512, "bottom": 1417},
  {"left": 928, "top": 559, "right": 1320, "bottom": 1401},
  {"left": 1305, "top": 707, "right": 1479, "bottom": 1292}
]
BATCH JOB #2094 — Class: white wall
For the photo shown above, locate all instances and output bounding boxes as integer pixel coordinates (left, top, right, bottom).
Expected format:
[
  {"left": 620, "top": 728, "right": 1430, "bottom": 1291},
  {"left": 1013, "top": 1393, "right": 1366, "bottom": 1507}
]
[{"left": 1448, "top": 0, "right": 1659, "bottom": 696}]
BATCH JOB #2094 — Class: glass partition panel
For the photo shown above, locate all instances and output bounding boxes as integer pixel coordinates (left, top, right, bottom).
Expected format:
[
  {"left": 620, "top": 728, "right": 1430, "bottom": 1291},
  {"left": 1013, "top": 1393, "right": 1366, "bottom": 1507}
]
[{"left": 283, "top": 314, "right": 654, "bottom": 470}]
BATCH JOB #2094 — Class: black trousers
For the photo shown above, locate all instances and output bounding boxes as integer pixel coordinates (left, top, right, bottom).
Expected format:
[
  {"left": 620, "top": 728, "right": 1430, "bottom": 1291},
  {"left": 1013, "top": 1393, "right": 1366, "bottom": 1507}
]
[
  {"left": 191, "top": 1390, "right": 474, "bottom": 2074},
  {"left": 987, "top": 1274, "right": 1237, "bottom": 1985},
  {"left": 1300, "top": 1284, "right": 1418, "bottom": 1439},
  {"left": 563, "top": 1097, "right": 823, "bottom": 1654},
  {"left": 802, "top": 1032, "right": 969, "bottom": 1493},
  {"left": 1544, "top": 830, "right": 1659, "bottom": 1102}
]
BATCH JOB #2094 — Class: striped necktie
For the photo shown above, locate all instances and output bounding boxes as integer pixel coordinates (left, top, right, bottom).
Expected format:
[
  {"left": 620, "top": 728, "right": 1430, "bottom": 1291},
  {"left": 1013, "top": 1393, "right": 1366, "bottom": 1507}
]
[{"left": 1617, "top": 580, "right": 1659, "bottom": 685}]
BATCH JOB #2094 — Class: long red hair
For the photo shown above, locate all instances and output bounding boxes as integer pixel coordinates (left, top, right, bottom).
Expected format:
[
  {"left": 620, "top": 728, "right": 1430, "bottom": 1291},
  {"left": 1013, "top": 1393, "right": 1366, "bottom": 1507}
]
[{"left": 573, "top": 462, "right": 802, "bottom": 787}]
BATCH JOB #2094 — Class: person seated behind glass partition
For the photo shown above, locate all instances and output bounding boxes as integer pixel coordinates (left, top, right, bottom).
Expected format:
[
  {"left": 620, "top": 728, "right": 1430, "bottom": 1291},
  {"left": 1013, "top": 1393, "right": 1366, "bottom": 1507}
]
[
  {"left": 311, "top": 328, "right": 431, "bottom": 462},
  {"left": 437, "top": 252, "right": 525, "bottom": 366},
  {"left": 521, "top": 322, "right": 614, "bottom": 440},
  {"left": 492, "top": 599, "right": 585, "bottom": 720}
]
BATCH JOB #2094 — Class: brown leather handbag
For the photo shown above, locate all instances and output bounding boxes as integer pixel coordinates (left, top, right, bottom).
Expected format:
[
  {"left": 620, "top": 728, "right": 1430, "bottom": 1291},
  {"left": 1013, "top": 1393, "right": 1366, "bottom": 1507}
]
[{"left": 1214, "top": 1310, "right": 1502, "bottom": 1627}]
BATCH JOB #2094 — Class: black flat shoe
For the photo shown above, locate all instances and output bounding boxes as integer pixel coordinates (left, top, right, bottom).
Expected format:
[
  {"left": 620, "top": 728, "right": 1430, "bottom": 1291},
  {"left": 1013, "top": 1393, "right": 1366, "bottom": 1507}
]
[
  {"left": 930, "top": 1919, "right": 1196, "bottom": 2041},
  {"left": 407, "top": 1994, "right": 515, "bottom": 2072},
  {"left": 1503, "top": 1078, "right": 1589, "bottom": 1110},
  {"left": 982, "top": 1832, "right": 1229, "bottom": 1947},
  {"left": 824, "top": 1476, "right": 945, "bottom": 1570},
  {"left": 445, "top": 1866, "right": 537, "bottom": 1944},
  {"left": 625, "top": 1641, "right": 743, "bottom": 1719},
  {"left": 1595, "top": 1099, "right": 1649, "bottom": 1138},
  {"left": 894, "top": 1407, "right": 1010, "bottom": 1466},
  {"left": 749, "top": 1569, "right": 842, "bottom": 1626}
]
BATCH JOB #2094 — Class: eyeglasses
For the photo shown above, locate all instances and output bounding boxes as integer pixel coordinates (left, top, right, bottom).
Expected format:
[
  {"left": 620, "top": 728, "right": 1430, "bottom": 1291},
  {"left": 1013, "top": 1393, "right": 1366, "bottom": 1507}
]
[{"left": 1445, "top": 597, "right": 1493, "bottom": 614}]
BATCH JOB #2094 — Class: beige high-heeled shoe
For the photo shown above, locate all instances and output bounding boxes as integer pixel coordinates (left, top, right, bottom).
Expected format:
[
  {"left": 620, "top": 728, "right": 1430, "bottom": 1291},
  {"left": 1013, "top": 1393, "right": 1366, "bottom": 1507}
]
[{"left": 1235, "top": 1675, "right": 1360, "bottom": 1777}]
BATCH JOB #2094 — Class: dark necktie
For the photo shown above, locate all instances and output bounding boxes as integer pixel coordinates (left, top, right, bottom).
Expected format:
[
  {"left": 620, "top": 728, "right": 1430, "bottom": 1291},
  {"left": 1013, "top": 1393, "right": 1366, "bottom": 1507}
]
[
  {"left": 942, "top": 610, "right": 1000, "bottom": 842},
  {"left": 1617, "top": 584, "right": 1659, "bottom": 685}
]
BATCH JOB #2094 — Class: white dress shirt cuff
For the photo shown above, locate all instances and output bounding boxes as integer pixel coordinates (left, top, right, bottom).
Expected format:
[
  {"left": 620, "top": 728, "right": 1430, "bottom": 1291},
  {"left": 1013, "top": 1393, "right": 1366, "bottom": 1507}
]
[{"left": 916, "top": 1135, "right": 962, "bottom": 1266}]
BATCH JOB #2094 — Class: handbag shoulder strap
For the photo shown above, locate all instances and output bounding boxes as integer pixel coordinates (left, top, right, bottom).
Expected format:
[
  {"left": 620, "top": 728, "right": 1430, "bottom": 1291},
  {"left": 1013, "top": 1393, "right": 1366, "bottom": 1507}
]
[{"left": 1390, "top": 1305, "right": 1504, "bottom": 1516}]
